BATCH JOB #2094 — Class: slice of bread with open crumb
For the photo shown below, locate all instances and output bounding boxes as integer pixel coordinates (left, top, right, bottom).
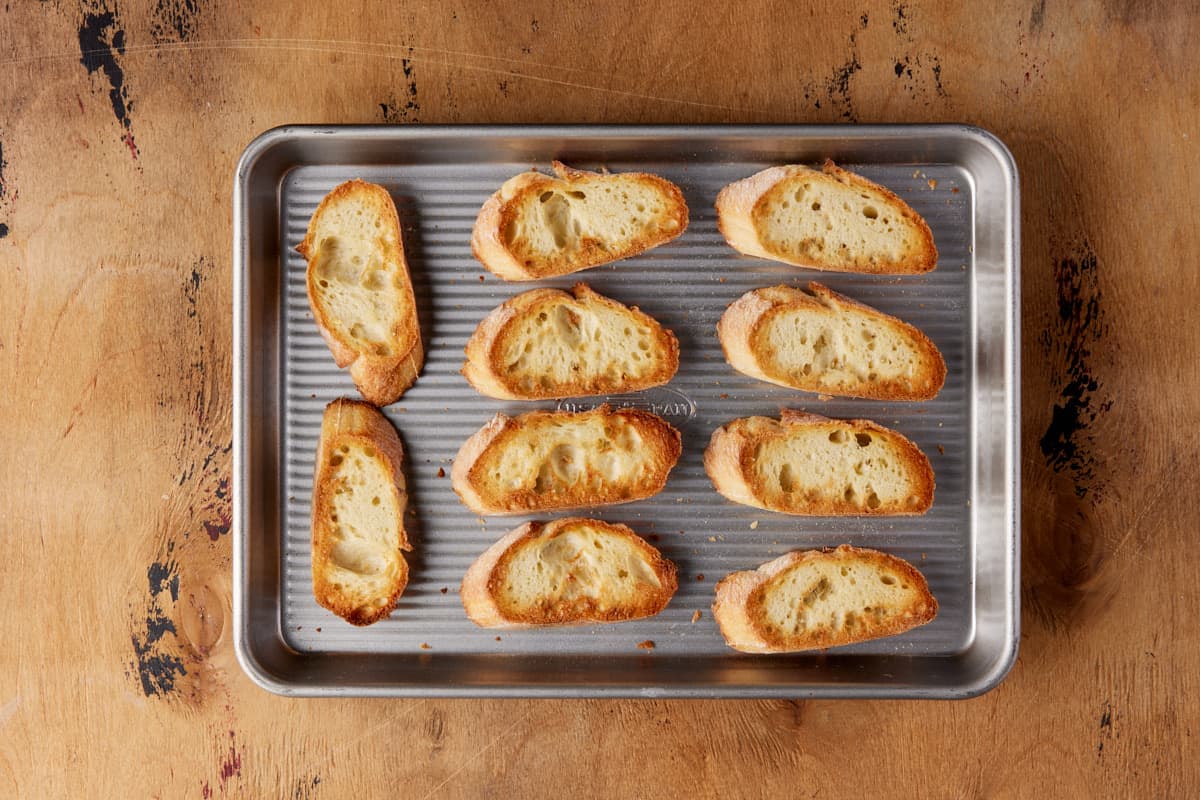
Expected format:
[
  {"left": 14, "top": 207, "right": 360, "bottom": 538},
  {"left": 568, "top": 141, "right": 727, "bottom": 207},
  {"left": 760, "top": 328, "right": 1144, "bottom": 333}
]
[
  {"left": 311, "top": 398, "right": 412, "bottom": 625},
  {"left": 297, "top": 179, "right": 423, "bottom": 406},
  {"left": 452, "top": 406, "right": 682, "bottom": 515},
  {"left": 704, "top": 411, "right": 934, "bottom": 515},
  {"left": 716, "top": 161, "right": 936, "bottom": 274},
  {"left": 713, "top": 545, "right": 937, "bottom": 653},
  {"left": 462, "top": 283, "right": 679, "bottom": 400},
  {"left": 471, "top": 161, "right": 688, "bottom": 281},
  {"left": 461, "top": 517, "right": 678, "bottom": 628},
  {"left": 718, "top": 282, "right": 945, "bottom": 400}
]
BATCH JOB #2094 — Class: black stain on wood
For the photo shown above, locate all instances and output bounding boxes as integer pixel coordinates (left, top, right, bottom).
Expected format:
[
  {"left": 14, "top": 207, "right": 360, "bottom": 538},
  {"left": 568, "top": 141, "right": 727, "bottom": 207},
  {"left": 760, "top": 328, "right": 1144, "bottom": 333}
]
[
  {"left": 77, "top": 5, "right": 139, "bottom": 159},
  {"left": 380, "top": 55, "right": 420, "bottom": 123},
  {"left": 1030, "top": 0, "right": 1048, "bottom": 31},
  {"left": 148, "top": 559, "right": 180, "bottom": 601},
  {"left": 1098, "top": 701, "right": 1113, "bottom": 756},
  {"left": 1039, "top": 241, "right": 1112, "bottom": 497},
  {"left": 294, "top": 775, "right": 323, "bottom": 800},
  {"left": 131, "top": 558, "right": 186, "bottom": 697},
  {"left": 150, "top": 0, "right": 201, "bottom": 43},
  {"left": 825, "top": 33, "right": 863, "bottom": 121},
  {"left": 0, "top": 140, "right": 9, "bottom": 237},
  {"left": 185, "top": 257, "right": 204, "bottom": 318},
  {"left": 860, "top": 11, "right": 869, "bottom": 27},
  {"left": 891, "top": 0, "right": 909, "bottom": 34}
]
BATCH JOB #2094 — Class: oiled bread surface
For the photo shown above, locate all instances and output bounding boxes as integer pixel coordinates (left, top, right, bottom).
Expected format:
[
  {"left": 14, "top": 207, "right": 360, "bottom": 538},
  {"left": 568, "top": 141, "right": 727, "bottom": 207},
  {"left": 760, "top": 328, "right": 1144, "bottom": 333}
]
[
  {"left": 716, "top": 161, "right": 936, "bottom": 274},
  {"left": 461, "top": 518, "right": 678, "bottom": 627},
  {"left": 471, "top": 161, "right": 688, "bottom": 280},
  {"left": 718, "top": 282, "right": 945, "bottom": 400},
  {"left": 462, "top": 283, "right": 679, "bottom": 399},
  {"left": 298, "top": 179, "right": 423, "bottom": 406},
  {"left": 712, "top": 545, "right": 938, "bottom": 653},
  {"left": 452, "top": 406, "right": 682, "bottom": 515},
  {"left": 311, "top": 398, "right": 412, "bottom": 625},
  {"left": 704, "top": 411, "right": 934, "bottom": 515}
]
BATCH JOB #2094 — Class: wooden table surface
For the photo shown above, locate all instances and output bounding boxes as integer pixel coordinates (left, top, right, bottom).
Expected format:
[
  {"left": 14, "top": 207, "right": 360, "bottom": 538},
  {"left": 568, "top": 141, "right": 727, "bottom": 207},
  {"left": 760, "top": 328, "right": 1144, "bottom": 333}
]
[{"left": 2, "top": 0, "right": 1196, "bottom": 796}]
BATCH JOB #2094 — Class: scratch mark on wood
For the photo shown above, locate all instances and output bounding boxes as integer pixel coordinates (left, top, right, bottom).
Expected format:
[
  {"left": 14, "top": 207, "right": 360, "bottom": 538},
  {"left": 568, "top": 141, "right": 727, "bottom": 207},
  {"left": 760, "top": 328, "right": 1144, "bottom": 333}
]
[{"left": 416, "top": 709, "right": 533, "bottom": 800}]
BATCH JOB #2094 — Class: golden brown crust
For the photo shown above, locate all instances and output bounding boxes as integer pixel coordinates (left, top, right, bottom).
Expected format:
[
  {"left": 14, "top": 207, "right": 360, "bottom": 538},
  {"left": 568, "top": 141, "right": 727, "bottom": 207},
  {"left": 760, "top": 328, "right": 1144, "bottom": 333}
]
[
  {"left": 451, "top": 406, "right": 683, "bottom": 515},
  {"left": 715, "top": 161, "right": 937, "bottom": 274},
  {"left": 717, "top": 282, "right": 946, "bottom": 400},
  {"left": 712, "top": 545, "right": 938, "bottom": 653},
  {"left": 311, "top": 398, "right": 412, "bottom": 625},
  {"left": 703, "top": 411, "right": 935, "bottom": 516},
  {"left": 460, "top": 518, "right": 678, "bottom": 628},
  {"left": 298, "top": 179, "right": 424, "bottom": 407},
  {"left": 461, "top": 282, "right": 680, "bottom": 400},
  {"left": 470, "top": 162, "right": 688, "bottom": 281}
]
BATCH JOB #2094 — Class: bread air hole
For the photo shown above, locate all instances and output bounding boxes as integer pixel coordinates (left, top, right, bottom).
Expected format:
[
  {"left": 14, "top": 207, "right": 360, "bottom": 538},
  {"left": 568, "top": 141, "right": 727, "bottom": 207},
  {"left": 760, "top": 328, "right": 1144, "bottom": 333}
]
[
  {"left": 866, "top": 491, "right": 881, "bottom": 510},
  {"left": 778, "top": 463, "right": 795, "bottom": 492},
  {"left": 811, "top": 201, "right": 821, "bottom": 211},
  {"left": 855, "top": 433, "right": 872, "bottom": 447},
  {"left": 843, "top": 486, "right": 856, "bottom": 502},
  {"left": 880, "top": 575, "right": 895, "bottom": 585},
  {"left": 568, "top": 190, "right": 586, "bottom": 200},
  {"left": 371, "top": 496, "right": 380, "bottom": 506},
  {"left": 828, "top": 430, "right": 848, "bottom": 444},
  {"left": 862, "top": 205, "right": 879, "bottom": 219},
  {"left": 330, "top": 455, "right": 344, "bottom": 467}
]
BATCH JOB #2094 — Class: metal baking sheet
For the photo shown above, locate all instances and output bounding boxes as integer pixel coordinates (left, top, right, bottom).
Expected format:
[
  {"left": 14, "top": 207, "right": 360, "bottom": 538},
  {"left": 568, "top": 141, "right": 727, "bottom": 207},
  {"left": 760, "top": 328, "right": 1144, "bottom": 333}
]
[{"left": 233, "top": 125, "right": 1019, "bottom": 698}]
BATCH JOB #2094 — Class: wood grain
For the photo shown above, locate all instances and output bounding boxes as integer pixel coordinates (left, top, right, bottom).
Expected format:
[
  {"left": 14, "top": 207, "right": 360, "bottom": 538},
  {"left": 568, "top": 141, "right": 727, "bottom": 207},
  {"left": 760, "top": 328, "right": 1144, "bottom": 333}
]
[{"left": 1, "top": 0, "right": 1197, "bottom": 796}]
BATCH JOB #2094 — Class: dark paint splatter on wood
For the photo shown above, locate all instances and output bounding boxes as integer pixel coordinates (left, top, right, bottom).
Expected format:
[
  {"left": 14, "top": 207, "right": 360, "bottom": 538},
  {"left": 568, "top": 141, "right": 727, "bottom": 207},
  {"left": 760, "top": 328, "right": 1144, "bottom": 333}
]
[
  {"left": 1098, "top": 701, "right": 1113, "bottom": 755},
  {"left": 148, "top": 559, "right": 180, "bottom": 601},
  {"left": 1039, "top": 241, "right": 1112, "bottom": 497},
  {"left": 131, "top": 551, "right": 187, "bottom": 697},
  {"left": 219, "top": 730, "right": 243, "bottom": 786},
  {"left": 294, "top": 775, "right": 323, "bottom": 800},
  {"left": 0, "top": 140, "right": 8, "bottom": 237},
  {"left": 826, "top": 34, "right": 863, "bottom": 121},
  {"left": 150, "top": 0, "right": 201, "bottom": 43},
  {"left": 380, "top": 55, "right": 420, "bottom": 123},
  {"left": 131, "top": 609, "right": 186, "bottom": 696},
  {"left": 891, "top": 0, "right": 909, "bottom": 34},
  {"left": 1030, "top": 0, "right": 1048, "bottom": 31},
  {"left": 77, "top": 7, "right": 139, "bottom": 159}
]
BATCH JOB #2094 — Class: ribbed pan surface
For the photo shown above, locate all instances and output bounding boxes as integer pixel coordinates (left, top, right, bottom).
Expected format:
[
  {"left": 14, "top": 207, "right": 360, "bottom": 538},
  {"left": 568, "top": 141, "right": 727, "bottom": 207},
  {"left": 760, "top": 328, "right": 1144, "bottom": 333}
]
[{"left": 280, "top": 160, "right": 973, "bottom": 657}]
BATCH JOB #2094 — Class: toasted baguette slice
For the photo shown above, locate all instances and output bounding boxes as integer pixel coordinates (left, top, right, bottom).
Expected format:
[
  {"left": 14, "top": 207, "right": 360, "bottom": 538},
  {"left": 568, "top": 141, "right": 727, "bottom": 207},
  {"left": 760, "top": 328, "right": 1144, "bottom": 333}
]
[
  {"left": 704, "top": 411, "right": 934, "bottom": 515},
  {"left": 716, "top": 161, "right": 936, "bottom": 274},
  {"left": 471, "top": 161, "right": 688, "bottom": 281},
  {"left": 452, "top": 406, "right": 682, "bottom": 515},
  {"left": 718, "top": 283, "right": 946, "bottom": 400},
  {"left": 461, "top": 518, "right": 678, "bottom": 627},
  {"left": 297, "top": 179, "right": 424, "bottom": 406},
  {"left": 712, "top": 545, "right": 938, "bottom": 653},
  {"left": 311, "top": 398, "right": 412, "bottom": 625},
  {"left": 462, "top": 283, "right": 679, "bottom": 400}
]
